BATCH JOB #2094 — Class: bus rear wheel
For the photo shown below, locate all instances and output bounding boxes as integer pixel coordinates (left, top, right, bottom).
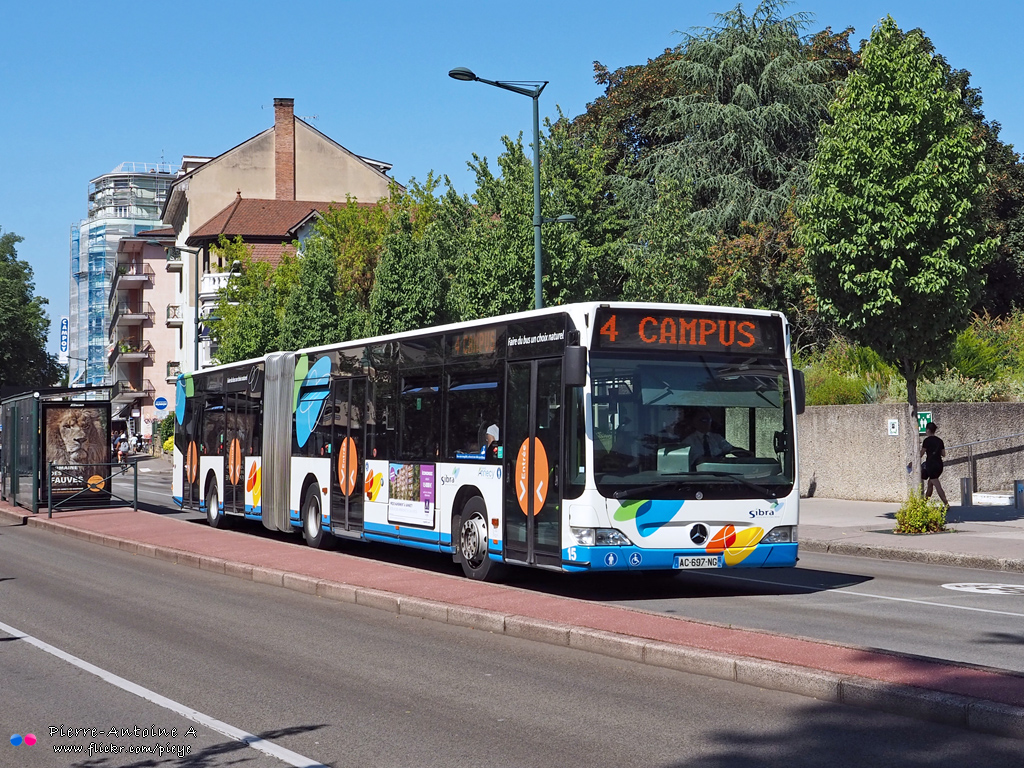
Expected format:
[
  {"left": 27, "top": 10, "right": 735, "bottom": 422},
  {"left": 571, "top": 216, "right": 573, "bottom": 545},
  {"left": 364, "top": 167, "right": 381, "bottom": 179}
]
[
  {"left": 206, "top": 482, "right": 226, "bottom": 529},
  {"left": 455, "top": 497, "right": 506, "bottom": 582},
  {"left": 302, "top": 484, "right": 333, "bottom": 549}
]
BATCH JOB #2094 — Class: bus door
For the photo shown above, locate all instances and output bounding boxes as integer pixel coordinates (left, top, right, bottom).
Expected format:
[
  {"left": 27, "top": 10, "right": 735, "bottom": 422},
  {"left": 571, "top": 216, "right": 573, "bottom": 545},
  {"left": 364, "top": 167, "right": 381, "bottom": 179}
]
[
  {"left": 331, "top": 376, "right": 366, "bottom": 533},
  {"left": 182, "top": 396, "right": 201, "bottom": 510},
  {"left": 223, "top": 391, "right": 246, "bottom": 514},
  {"left": 504, "top": 359, "right": 562, "bottom": 568}
]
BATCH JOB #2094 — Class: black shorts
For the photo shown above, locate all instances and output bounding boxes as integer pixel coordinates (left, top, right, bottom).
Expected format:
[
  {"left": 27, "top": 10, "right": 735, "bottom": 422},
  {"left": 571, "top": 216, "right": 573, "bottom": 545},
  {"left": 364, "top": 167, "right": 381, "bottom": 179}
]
[{"left": 922, "top": 462, "right": 943, "bottom": 480}]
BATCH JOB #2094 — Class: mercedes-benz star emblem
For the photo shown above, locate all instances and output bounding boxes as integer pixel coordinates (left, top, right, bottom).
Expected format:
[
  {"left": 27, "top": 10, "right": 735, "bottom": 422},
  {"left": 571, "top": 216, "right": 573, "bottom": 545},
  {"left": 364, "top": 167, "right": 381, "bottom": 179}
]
[{"left": 690, "top": 523, "right": 709, "bottom": 545}]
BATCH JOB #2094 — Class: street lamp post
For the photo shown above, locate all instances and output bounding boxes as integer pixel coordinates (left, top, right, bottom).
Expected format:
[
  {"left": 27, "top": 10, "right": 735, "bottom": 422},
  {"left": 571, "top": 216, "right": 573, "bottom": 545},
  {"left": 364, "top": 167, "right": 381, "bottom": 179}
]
[
  {"left": 449, "top": 67, "right": 548, "bottom": 309},
  {"left": 148, "top": 241, "right": 202, "bottom": 372}
]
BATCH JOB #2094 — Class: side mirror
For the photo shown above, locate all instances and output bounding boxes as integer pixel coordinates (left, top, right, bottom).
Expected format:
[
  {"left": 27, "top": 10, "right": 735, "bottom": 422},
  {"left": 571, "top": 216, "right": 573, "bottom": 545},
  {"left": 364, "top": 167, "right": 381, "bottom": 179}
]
[
  {"left": 563, "top": 345, "right": 587, "bottom": 387},
  {"left": 793, "top": 369, "right": 806, "bottom": 415}
]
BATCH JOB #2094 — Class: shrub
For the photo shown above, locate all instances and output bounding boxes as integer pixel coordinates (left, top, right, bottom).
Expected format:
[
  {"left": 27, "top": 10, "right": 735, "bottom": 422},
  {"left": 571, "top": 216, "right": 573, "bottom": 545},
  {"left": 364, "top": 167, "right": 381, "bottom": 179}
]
[
  {"left": 804, "top": 368, "right": 868, "bottom": 405},
  {"left": 162, "top": 436, "right": 174, "bottom": 454},
  {"left": 894, "top": 490, "right": 947, "bottom": 533},
  {"left": 951, "top": 328, "right": 1001, "bottom": 381},
  {"left": 917, "top": 371, "right": 1003, "bottom": 403}
]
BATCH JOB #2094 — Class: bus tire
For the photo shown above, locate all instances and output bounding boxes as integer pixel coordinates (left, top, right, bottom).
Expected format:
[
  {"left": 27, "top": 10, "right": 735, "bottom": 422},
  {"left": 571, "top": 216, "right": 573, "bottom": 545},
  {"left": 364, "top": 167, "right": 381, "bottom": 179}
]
[
  {"left": 302, "top": 484, "right": 332, "bottom": 549},
  {"left": 206, "top": 480, "right": 225, "bottom": 529},
  {"left": 455, "top": 496, "right": 506, "bottom": 582}
]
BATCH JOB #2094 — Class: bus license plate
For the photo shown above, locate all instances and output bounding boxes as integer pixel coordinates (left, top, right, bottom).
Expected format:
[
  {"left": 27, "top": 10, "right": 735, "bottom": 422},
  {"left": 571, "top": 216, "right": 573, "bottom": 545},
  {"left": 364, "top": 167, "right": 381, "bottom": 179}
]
[{"left": 675, "top": 555, "right": 722, "bottom": 569}]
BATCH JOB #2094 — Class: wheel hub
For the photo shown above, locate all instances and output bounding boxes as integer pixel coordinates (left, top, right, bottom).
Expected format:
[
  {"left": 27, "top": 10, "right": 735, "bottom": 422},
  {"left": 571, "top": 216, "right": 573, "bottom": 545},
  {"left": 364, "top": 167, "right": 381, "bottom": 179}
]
[{"left": 460, "top": 515, "right": 487, "bottom": 564}]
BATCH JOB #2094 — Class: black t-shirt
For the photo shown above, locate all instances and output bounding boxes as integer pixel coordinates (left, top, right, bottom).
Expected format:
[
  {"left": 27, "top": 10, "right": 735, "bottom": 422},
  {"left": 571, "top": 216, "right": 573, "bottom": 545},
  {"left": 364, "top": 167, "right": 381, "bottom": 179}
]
[{"left": 922, "top": 435, "right": 944, "bottom": 465}]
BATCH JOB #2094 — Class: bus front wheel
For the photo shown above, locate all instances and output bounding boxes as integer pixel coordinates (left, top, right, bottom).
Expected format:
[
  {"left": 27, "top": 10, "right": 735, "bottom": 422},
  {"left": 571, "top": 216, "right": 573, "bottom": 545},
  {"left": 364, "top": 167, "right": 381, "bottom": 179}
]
[
  {"left": 455, "top": 497, "right": 506, "bottom": 582},
  {"left": 302, "top": 485, "right": 332, "bottom": 549}
]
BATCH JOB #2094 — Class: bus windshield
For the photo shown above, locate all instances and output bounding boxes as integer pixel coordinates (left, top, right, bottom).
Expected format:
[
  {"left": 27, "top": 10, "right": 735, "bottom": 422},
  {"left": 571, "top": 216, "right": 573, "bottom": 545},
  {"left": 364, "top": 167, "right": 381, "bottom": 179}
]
[{"left": 591, "top": 353, "right": 796, "bottom": 500}]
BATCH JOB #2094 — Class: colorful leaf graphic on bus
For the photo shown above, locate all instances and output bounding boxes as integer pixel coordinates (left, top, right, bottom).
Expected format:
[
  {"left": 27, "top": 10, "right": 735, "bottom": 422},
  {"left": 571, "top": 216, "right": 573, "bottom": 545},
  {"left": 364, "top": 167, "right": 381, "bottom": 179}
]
[
  {"left": 705, "top": 524, "right": 764, "bottom": 565},
  {"left": 365, "top": 469, "right": 383, "bottom": 501},
  {"left": 175, "top": 374, "right": 187, "bottom": 424},
  {"left": 613, "top": 500, "right": 685, "bottom": 537},
  {"left": 247, "top": 461, "right": 262, "bottom": 507},
  {"left": 294, "top": 355, "right": 331, "bottom": 448}
]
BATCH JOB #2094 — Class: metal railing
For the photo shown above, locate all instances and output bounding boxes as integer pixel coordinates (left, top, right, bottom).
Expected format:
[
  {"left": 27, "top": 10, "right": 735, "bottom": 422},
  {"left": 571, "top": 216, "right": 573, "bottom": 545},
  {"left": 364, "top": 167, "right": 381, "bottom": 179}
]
[{"left": 944, "top": 431, "right": 1024, "bottom": 493}]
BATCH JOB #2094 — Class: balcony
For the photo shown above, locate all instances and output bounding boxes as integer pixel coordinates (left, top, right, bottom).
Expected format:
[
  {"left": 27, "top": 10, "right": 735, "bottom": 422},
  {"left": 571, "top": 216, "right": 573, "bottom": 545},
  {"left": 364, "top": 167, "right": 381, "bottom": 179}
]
[
  {"left": 108, "top": 339, "right": 154, "bottom": 366},
  {"left": 166, "top": 361, "right": 182, "bottom": 383},
  {"left": 108, "top": 301, "right": 155, "bottom": 334},
  {"left": 111, "top": 378, "right": 155, "bottom": 402},
  {"left": 165, "top": 249, "right": 183, "bottom": 271},
  {"left": 108, "top": 262, "right": 155, "bottom": 302},
  {"left": 166, "top": 304, "right": 184, "bottom": 326},
  {"left": 200, "top": 272, "right": 233, "bottom": 302}
]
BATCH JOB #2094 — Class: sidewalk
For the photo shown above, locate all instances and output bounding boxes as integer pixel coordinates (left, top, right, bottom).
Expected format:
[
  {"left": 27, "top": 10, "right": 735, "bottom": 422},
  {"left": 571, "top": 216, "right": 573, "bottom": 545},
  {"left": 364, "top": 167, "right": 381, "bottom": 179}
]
[
  {"left": 0, "top": 491, "right": 1022, "bottom": 741},
  {"left": 800, "top": 497, "right": 1024, "bottom": 572}
]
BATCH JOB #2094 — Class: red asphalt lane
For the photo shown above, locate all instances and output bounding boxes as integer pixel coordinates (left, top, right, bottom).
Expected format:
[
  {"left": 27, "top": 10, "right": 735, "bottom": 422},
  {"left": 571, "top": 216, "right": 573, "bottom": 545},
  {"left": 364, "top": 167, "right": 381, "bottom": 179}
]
[{"left": 6, "top": 503, "right": 1024, "bottom": 709}]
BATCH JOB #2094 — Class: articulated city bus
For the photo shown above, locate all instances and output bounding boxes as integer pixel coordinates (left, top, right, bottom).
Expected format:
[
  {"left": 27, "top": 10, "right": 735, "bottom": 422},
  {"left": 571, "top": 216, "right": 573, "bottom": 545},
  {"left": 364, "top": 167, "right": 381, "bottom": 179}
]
[{"left": 172, "top": 302, "right": 804, "bottom": 580}]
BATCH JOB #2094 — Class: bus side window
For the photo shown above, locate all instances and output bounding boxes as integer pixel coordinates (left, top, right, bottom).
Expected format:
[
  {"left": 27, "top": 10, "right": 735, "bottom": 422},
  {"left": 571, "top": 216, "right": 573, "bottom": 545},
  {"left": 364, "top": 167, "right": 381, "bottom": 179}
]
[{"left": 399, "top": 374, "right": 441, "bottom": 461}]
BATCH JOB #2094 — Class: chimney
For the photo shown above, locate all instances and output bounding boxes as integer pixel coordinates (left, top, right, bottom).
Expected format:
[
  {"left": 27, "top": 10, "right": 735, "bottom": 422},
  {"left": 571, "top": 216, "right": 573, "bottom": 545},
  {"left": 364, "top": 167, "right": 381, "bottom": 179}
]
[{"left": 274, "top": 98, "right": 295, "bottom": 201}]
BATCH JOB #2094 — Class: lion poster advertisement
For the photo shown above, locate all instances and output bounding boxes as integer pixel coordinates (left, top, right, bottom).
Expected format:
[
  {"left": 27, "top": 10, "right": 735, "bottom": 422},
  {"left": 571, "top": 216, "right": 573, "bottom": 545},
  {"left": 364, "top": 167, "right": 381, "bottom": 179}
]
[{"left": 41, "top": 403, "right": 111, "bottom": 501}]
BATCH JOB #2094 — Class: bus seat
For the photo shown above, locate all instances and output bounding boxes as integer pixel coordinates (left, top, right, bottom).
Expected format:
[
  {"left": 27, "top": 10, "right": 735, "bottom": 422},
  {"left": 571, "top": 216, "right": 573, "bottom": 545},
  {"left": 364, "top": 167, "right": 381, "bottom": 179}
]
[{"left": 658, "top": 446, "right": 690, "bottom": 473}]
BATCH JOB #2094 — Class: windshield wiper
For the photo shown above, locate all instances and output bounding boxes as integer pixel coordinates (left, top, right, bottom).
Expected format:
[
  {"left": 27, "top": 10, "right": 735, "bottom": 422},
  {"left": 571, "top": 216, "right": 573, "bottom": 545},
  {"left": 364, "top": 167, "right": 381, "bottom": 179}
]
[
  {"left": 611, "top": 472, "right": 780, "bottom": 500},
  {"left": 688, "top": 471, "right": 777, "bottom": 498},
  {"left": 612, "top": 480, "right": 688, "bottom": 500}
]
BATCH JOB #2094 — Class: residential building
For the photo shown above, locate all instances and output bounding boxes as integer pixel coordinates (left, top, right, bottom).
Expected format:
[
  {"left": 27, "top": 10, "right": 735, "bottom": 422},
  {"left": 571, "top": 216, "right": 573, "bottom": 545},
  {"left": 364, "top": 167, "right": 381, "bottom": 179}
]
[
  {"left": 108, "top": 228, "right": 177, "bottom": 440},
  {"left": 69, "top": 163, "right": 177, "bottom": 387},
  {"left": 161, "top": 97, "right": 397, "bottom": 372}
]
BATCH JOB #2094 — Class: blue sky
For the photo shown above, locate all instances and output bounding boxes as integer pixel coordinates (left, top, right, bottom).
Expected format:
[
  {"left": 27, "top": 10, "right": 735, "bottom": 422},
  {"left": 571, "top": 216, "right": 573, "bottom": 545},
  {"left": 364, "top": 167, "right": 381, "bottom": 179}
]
[{"left": 2, "top": 1, "right": 1020, "bottom": 353}]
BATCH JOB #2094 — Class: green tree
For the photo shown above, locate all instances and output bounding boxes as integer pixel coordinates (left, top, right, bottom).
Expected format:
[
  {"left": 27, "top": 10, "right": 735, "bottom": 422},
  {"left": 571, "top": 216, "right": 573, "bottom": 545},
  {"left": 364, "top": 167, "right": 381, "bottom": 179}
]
[
  {"left": 209, "top": 236, "right": 294, "bottom": 364},
  {"left": 573, "top": 48, "right": 684, "bottom": 175},
  {"left": 619, "top": 176, "right": 713, "bottom": 304},
  {"left": 800, "top": 17, "right": 995, "bottom": 412},
  {"left": 313, "top": 194, "right": 394, "bottom": 324},
  {"left": 633, "top": 0, "right": 839, "bottom": 236},
  {"left": 279, "top": 235, "right": 342, "bottom": 351},
  {"left": 0, "top": 229, "right": 61, "bottom": 388},
  {"left": 705, "top": 206, "right": 824, "bottom": 350},
  {"left": 371, "top": 179, "right": 466, "bottom": 334}
]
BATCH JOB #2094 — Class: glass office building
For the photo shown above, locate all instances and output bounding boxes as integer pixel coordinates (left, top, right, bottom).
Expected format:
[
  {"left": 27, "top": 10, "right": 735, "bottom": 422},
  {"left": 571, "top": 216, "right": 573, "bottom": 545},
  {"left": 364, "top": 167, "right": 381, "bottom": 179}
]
[{"left": 69, "top": 162, "right": 176, "bottom": 386}]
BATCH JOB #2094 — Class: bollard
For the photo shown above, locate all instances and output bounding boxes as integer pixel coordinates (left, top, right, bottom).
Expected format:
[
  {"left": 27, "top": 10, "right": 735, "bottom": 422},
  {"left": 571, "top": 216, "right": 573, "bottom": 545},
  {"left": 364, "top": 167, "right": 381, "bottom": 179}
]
[
  {"left": 1015, "top": 480, "right": 1024, "bottom": 509},
  {"left": 960, "top": 477, "right": 973, "bottom": 507}
]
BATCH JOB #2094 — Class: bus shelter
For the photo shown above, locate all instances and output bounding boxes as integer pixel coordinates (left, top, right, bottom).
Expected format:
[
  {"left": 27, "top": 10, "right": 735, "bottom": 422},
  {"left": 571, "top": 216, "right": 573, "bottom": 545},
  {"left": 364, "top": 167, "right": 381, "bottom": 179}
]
[{"left": 1, "top": 386, "right": 114, "bottom": 513}]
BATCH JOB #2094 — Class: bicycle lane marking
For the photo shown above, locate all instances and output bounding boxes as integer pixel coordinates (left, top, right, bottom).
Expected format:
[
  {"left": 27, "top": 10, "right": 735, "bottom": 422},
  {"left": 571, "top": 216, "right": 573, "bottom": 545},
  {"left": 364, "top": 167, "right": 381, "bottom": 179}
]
[{"left": 0, "top": 619, "right": 327, "bottom": 768}]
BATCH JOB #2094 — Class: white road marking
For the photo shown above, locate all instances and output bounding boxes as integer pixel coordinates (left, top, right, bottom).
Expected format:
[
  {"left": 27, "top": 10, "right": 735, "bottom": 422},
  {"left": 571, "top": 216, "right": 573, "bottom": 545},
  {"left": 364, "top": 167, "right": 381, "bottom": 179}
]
[
  {"left": 702, "top": 572, "right": 1024, "bottom": 618},
  {"left": 0, "top": 619, "right": 326, "bottom": 767}
]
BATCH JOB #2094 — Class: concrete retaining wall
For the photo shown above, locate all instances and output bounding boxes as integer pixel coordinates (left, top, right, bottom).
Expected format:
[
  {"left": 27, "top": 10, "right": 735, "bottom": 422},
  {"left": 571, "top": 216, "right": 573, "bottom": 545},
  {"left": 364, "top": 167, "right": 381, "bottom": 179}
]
[{"left": 797, "top": 403, "right": 1024, "bottom": 502}]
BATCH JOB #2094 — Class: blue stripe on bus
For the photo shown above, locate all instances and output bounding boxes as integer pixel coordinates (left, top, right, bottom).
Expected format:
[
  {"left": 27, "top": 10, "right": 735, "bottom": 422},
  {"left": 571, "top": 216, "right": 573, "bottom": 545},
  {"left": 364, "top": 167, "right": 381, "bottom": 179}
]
[{"left": 570, "top": 542, "right": 799, "bottom": 571}]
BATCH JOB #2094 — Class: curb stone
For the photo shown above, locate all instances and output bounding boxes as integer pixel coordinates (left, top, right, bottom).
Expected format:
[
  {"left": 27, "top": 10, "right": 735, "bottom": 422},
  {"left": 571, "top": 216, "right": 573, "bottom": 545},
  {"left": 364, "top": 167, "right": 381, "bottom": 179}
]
[{"left": 801, "top": 537, "right": 1024, "bottom": 573}]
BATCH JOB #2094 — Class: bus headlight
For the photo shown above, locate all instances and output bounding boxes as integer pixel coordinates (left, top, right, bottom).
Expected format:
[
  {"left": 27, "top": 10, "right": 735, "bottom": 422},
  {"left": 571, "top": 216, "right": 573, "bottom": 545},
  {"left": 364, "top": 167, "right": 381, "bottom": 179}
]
[
  {"left": 571, "top": 527, "right": 633, "bottom": 547},
  {"left": 762, "top": 526, "right": 797, "bottom": 544}
]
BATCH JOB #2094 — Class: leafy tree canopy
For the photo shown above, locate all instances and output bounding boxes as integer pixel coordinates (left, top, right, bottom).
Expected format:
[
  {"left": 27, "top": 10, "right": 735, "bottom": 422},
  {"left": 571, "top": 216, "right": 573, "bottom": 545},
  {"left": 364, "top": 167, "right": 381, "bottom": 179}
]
[
  {"left": 208, "top": 236, "right": 293, "bottom": 364},
  {"left": 628, "top": 0, "right": 841, "bottom": 236},
  {"left": 0, "top": 228, "right": 61, "bottom": 388},
  {"left": 800, "top": 16, "right": 996, "bottom": 409}
]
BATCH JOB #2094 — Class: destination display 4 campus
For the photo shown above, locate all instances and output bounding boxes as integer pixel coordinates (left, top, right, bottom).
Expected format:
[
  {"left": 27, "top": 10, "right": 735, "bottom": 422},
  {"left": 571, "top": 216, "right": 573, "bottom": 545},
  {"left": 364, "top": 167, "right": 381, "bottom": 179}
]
[{"left": 593, "top": 308, "right": 783, "bottom": 355}]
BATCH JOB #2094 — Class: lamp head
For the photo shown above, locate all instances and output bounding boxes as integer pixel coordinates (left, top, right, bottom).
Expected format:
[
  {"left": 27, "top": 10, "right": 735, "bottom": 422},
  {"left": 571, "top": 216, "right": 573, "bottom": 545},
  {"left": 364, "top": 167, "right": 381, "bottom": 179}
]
[{"left": 448, "top": 67, "right": 477, "bottom": 82}]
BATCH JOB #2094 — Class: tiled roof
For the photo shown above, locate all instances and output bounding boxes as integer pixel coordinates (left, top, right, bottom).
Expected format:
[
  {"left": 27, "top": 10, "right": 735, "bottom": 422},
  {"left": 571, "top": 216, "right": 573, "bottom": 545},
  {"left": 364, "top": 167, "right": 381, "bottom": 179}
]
[
  {"left": 187, "top": 195, "right": 342, "bottom": 243},
  {"left": 249, "top": 242, "right": 298, "bottom": 268},
  {"left": 137, "top": 226, "right": 176, "bottom": 237}
]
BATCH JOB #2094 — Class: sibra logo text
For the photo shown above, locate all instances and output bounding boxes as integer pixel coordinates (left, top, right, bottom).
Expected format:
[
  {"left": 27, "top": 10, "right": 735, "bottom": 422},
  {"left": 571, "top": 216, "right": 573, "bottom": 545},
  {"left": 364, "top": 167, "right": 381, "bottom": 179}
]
[
  {"left": 439, "top": 474, "right": 457, "bottom": 486},
  {"left": 749, "top": 508, "right": 777, "bottom": 519}
]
